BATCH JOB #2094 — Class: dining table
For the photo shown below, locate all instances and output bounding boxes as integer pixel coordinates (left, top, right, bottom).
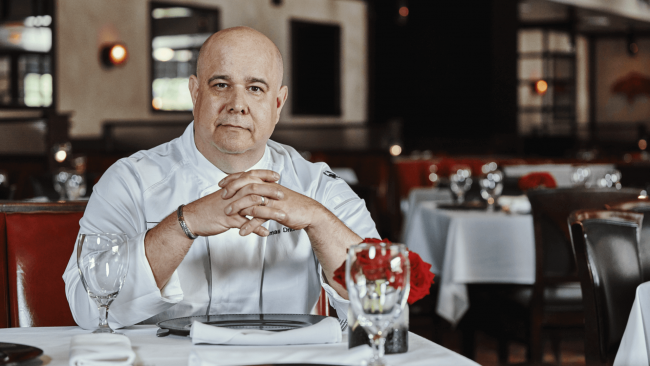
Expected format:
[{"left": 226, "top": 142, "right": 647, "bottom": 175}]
[
  {"left": 614, "top": 281, "right": 650, "bottom": 366},
  {"left": 404, "top": 198, "right": 535, "bottom": 326},
  {"left": 0, "top": 324, "right": 479, "bottom": 366}
]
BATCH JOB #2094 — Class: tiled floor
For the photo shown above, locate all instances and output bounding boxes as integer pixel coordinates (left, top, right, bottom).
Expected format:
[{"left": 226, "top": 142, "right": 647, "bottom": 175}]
[{"left": 409, "top": 313, "right": 587, "bottom": 365}]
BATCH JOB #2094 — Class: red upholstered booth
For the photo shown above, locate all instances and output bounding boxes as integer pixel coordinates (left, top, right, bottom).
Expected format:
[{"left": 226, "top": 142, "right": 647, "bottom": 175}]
[{"left": 0, "top": 202, "right": 86, "bottom": 327}]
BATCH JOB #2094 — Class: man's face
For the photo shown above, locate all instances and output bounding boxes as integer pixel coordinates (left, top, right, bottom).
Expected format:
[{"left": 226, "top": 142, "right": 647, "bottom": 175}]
[{"left": 189, "top": 32, "right": 287, "bottom": 157}]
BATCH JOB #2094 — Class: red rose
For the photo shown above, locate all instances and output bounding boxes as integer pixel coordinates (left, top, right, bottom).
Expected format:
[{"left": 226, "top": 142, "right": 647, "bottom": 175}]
[
  {"left": 332, "top": 238, "right": 436, "bottom": 305},
  {"left": 518, "top": 172, "right": 557, "bottom": 191},
  {"left": 407, "top": 251, "right": 436, "bottom": 304}
]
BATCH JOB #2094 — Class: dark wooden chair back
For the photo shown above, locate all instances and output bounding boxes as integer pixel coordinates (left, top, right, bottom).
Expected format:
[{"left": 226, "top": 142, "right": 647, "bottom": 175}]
[
  {"left": 524, "top": 188, "right": 642, "bottom": 361},
  {"left": 0, "top": 201, "right": 86, "bottom": 327},
  {"left": 569, "top": 209, "right": 644, "bottom": 365},
  {"left": 526, "top": 188, "right": 642, "bottom": 280},
  {"left": 605, "top": 199, "right": 650, "bottom": 282}
]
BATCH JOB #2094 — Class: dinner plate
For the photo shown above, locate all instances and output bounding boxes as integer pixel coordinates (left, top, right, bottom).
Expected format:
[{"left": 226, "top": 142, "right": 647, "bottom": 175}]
[
  {"left": 0, "top": 342, "right": 43, "bottom": 365},
  {"left": 157, "top": 314, "right": 334, "bottom": 337}
]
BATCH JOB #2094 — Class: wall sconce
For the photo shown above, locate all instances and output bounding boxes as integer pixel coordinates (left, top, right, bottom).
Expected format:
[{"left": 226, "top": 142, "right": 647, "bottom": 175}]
[
  {"left": 534, "top": 79, "right": 548, "bottom": 95},
  {"left": 100, "top": 43, "right": 128, "bottom": 67}
]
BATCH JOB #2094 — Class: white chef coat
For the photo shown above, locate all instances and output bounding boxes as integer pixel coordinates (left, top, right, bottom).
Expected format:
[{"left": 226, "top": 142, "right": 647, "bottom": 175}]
[{"left": 63, "top": 122, "right": 379, "bottom": 330}]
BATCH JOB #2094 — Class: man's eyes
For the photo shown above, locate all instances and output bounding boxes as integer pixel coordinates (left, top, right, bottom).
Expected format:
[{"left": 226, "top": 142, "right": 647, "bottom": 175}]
[
  {"left": 214, "top": 83, "right": 228, "bottom": 88},
  {"left": 249, "top": 86, "right": 263, "bottom": 92}
]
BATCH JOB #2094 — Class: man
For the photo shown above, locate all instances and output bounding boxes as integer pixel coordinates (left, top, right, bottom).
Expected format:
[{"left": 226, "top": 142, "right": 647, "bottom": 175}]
[{"left": 63, "top": 26, "right": 378, "bottom": 329}]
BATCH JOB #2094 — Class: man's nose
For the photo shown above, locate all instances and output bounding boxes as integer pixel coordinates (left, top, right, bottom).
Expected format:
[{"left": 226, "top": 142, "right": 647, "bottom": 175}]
[{"left": 227, "top": 86, "right": 248, "bottom": 115}]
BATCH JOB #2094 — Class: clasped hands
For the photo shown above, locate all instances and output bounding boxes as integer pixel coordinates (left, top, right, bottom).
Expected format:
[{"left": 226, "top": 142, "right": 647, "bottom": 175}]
[{"left": 182, "top": 169, "right": 321, "bottom": 238}]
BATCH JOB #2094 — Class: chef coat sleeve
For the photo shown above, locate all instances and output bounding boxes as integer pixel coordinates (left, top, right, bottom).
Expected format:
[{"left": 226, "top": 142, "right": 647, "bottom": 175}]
[
  {"left": 318, "top": 177, "right": 380, "bottom": 320},
  {"left": 62, "top": 159, "right": 183, "bottom": 330}
]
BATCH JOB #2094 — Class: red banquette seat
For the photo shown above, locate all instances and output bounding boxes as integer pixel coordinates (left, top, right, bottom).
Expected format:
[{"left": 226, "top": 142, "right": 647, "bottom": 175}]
[{"left": 0, "top": 202, "right": 86, "bottom": 327}]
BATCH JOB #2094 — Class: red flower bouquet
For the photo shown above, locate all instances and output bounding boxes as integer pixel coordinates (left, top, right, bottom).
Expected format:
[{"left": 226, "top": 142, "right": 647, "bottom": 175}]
[
  {"left": 333, "top": 238, "right": 436, "bottom": 305},
  {"left": 518, "top": 172, "right": 557, "bottom": 191}
]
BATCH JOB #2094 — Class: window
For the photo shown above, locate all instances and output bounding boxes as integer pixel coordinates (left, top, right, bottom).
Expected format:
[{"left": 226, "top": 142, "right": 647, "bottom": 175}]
[
  {"left": 291, "top": 20, "right": 341, "bottom": 116},
  {"left": 0, "top": 0, "right": 54, "bottom": 108},
  {"left": 150, "top": 3, "right": 219, "bottom": 112},
  {"left": 517, "top": 29, "right": 576, "bottom": 135}
]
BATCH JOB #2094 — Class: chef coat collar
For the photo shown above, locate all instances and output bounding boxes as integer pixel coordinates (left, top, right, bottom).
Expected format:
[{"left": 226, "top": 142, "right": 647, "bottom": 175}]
[{"left": 180, "top": 121, "right": 272, "bottom": 184}]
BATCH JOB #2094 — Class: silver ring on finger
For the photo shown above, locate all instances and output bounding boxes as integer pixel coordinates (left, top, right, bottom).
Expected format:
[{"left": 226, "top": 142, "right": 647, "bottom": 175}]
[{"left": 260, "top": 196, "right": 266, "bottom": 206}]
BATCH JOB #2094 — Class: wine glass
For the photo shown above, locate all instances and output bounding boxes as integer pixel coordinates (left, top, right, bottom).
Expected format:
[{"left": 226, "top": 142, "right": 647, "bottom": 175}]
[
  {"left": 76, "top": 233, "right": 129, "bottom": 333},
  {"left": 479, "top": 170, "right": 504, "bottom": 211},
  {"left": 450, "top": 167, "right": 472, "bottom": 204},
  {"left": 53, "top": 169, "right": 71, "bottom": 201},
  {"left": 570, "top": 166, "right": 591, "bottom": 187},
  {"left": 65, "top": 173, "right": 87, "bottom": 200},
  {"left": 597, "top": 169, "right": 622, "bottom": 189},
  {"left": 347, "top": 242, "right": 410, "bottom": 366}
]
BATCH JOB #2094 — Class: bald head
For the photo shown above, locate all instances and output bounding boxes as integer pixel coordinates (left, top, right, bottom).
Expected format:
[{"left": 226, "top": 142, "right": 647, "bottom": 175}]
[{"left": 196, "top": 26, "right": 284, "bottom": 88}]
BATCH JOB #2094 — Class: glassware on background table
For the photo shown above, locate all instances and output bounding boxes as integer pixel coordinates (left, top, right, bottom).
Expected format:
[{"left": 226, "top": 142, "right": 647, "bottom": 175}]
[
  {"left": 347, "top": 242, "right": 410, "bottom": 366},
  {"left": 479, "top": 169, "right": 504, "bottom": 211},
  {"left": 570, "top": 166, "right": 591, "bottom": 187},
  {"left": 597, "top": 169, "right": 622, "bottom": 189},
  {"left": 76, "top": 233, "right": 129, "bottom": 333},
  {"left": 53, "top": 169, "right": 71, "bottom": 201},
  {"left": 65, "top": 173, "right": 87, "bottom": 200},
  {"left": 450, "top": 167, "right": 472, "bottom": 204}
]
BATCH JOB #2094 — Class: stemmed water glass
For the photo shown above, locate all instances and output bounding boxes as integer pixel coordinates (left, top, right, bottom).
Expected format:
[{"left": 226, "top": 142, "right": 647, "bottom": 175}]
[
  {"left": 347, "top": 242, "right": 410, "bottom": 366},
  {"left": 570, "top": 166, "right": 591, "bottom": 187},
  {"left": 450, "top": 167, "right": 472, "bottom": 204},
  {"left": 479, "top": 169, "right": 504, "bottom": 211},
  {"left": 76, "top": 233, "right": 129, "bottom": 333}
]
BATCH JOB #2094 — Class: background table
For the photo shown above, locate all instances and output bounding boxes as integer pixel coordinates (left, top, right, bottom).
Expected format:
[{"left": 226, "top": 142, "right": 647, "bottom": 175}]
[
  {"left": 405, "top": 202, "right": 535, "bottom": 325},
  {"left": 0, "top": 325, "right": 479, "bottom": 366},
  {"left": 614, "top": 281, "right": 650, "bottom": 366},
  {"left": 503, "top": 163, "right": 615, "bottom": 187}
]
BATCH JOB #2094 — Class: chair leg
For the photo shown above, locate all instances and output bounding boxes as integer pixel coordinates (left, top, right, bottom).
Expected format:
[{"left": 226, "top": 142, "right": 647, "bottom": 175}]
[
  {"left": 528, "top": 320, "right": 544, "bottom": 363},
  {"left": 550, "top": 332, "right": 561, "bottom": 364},
  {"left": 497, "top": 338, "right": 509, "bottom": 364},
  {"left": 461, "top": 327, "right": 476, "bottom": 360}
]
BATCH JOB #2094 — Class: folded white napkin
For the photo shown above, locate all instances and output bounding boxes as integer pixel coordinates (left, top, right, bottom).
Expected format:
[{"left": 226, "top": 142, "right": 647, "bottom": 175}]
[
  {"left": 497, "top": 195, "right": 531, "bottom": 214},
  {"left": 69, "top": 334, "right": 136, "bottom": 366},
  {"left": 190, "top": 317, "right": 343, "bottom": 345}
]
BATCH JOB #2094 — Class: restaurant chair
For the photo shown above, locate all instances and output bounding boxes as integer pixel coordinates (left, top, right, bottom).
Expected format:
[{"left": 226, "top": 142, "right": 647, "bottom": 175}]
[
  {"left": 569, "top": 209, "right": 645, "bottom": 366},
  {"left": 605, "top": 198, "right": 650, "bottom": 282},
  {"left": 471, "top": 188, "right": 642, "bottom": 363},
  {"left": 1, "top": 202, "right": 86, "bottom": 327}
]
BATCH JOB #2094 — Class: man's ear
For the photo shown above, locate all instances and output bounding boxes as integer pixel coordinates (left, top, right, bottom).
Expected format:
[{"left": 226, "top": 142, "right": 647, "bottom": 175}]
[
  {"left": 274, "top": 85, "right": 289, "bottom": 124},
  {"left": 189, "top": 75, "right": 199, "bottom": 114}
]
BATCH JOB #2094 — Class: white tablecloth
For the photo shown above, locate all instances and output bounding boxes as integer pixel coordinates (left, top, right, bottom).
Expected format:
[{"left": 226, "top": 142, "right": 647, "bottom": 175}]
[
  {"left": 614, "top": 281, "right": 650, "bottom": 366},
  {"left": 0, "top": 325, "right": 479, "bottom": 366},
  {"left": 402, "top": 187, "right": 454, "bottom": 242},
  {"left": 503, "top": 164, "right": 615, "bottom": 187},
  {"left": 405, "top": 202, "right": 535, "bottom": 326}
]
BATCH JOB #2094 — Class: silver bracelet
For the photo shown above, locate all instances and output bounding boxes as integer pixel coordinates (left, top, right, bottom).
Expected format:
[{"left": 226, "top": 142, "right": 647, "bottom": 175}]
[{"left": 177, "top": 204, "right": 198, "bottom": 240}]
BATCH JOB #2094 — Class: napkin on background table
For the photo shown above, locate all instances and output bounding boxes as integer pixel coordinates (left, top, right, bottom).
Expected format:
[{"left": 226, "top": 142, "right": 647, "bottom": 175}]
[
  {"left": 190, "top": 316, "right": 343, "bottom": 345},
  {"left": 497, "top": 195, "right": 531, "bottom": 214},
  {"left": 69, "top": 333, "right": 136, "bottom": 366}
]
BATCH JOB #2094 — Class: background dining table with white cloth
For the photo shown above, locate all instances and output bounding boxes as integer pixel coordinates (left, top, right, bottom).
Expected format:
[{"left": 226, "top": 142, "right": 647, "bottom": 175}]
[
  {"left": 614, "top": 281, "right": 650, "bottom": 366},
  {"left": 0, "top": 324, "right": 479, "bottom": 366},
  {"left": 502, "top": 163, "right": 615, "bottom": 187},
  {"left": 405, "top": 201, "right": 535, "bottom": 326}
]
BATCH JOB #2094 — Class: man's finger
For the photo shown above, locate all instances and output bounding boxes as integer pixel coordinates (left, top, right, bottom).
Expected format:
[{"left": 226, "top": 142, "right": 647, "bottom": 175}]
[
  {"left": 219, "top": 169, "right": 280, "bottom": 192},
  {"left": 239, "top": 206, "right": 287, "bottom": 223},
  {"left": 225, "top": 185, "right": 284, "bottom": 214},
  {"left": 240, "top": 217, "right": 270, "bottom": 236}
]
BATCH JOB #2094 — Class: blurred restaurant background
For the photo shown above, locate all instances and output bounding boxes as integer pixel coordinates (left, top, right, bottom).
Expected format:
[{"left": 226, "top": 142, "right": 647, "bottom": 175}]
[{"left": 1, "top": 0, "right": 650, "bottom": 364}]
